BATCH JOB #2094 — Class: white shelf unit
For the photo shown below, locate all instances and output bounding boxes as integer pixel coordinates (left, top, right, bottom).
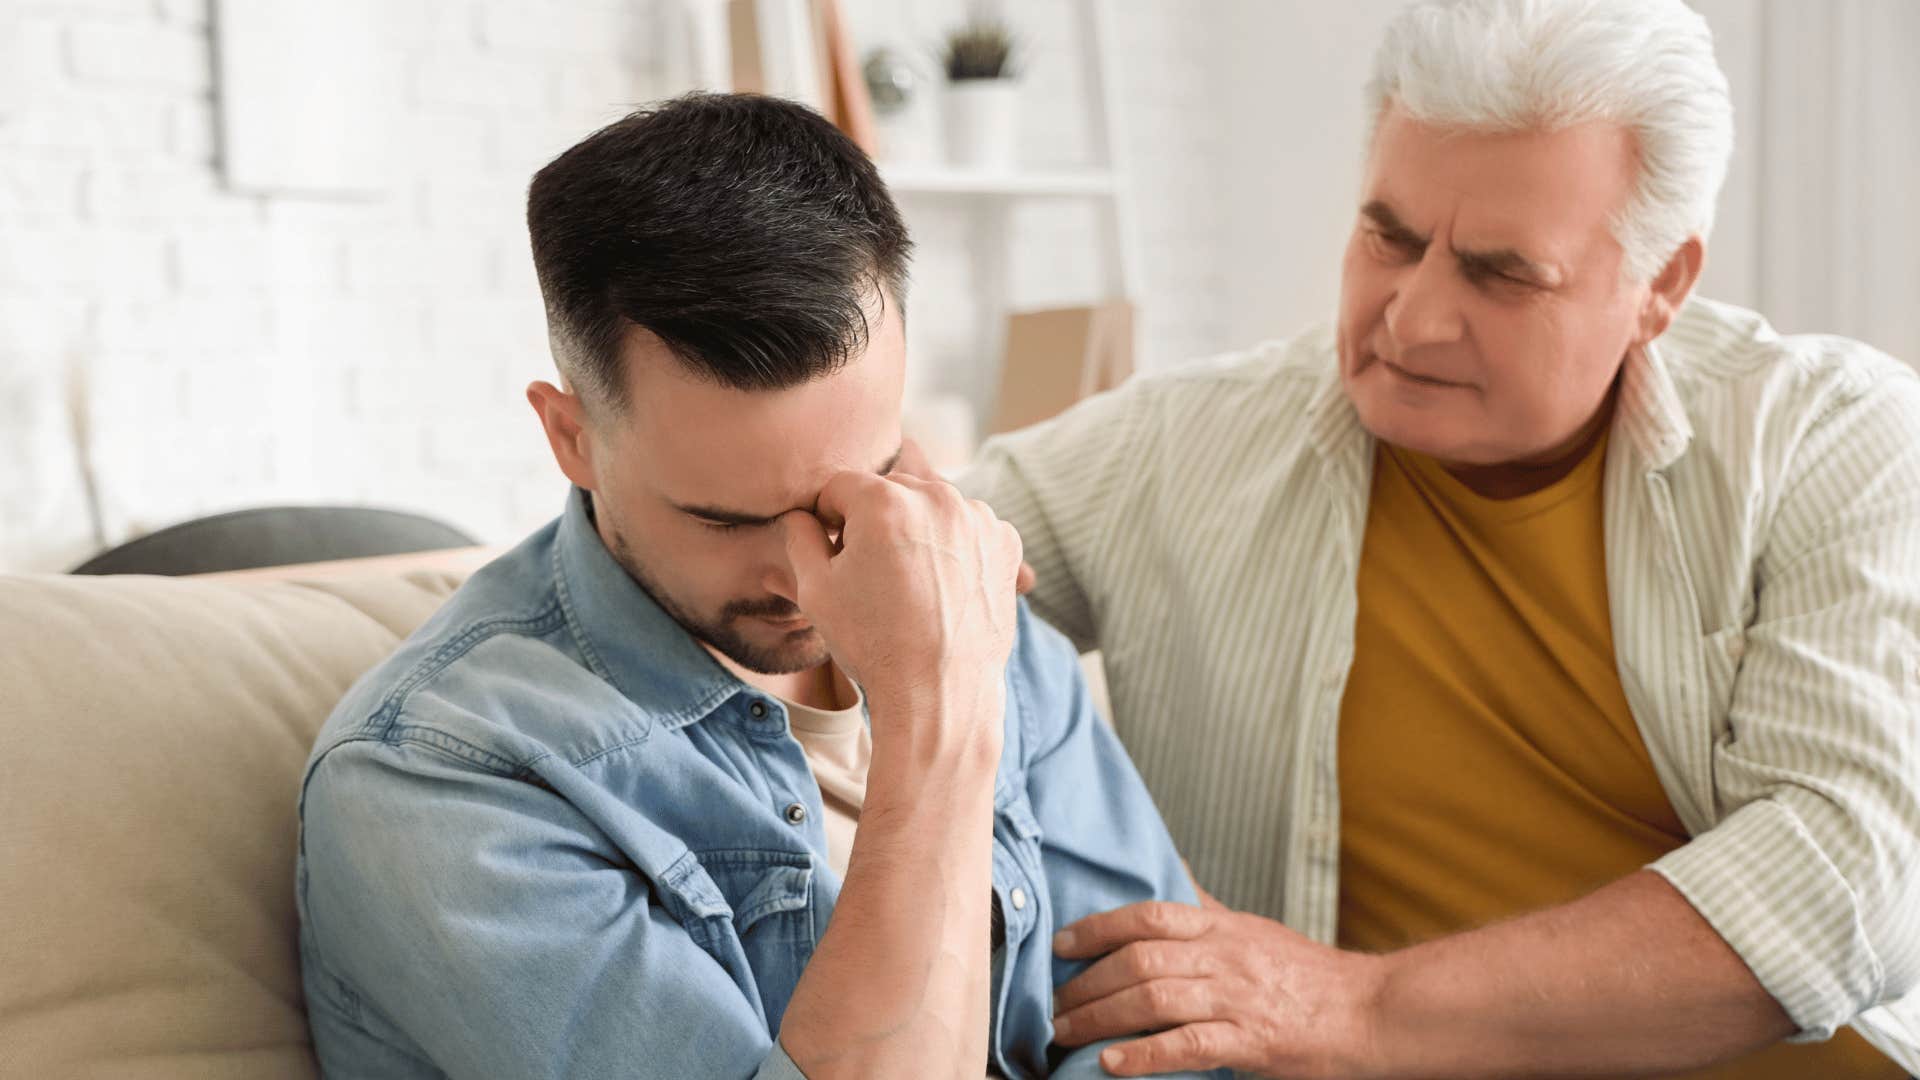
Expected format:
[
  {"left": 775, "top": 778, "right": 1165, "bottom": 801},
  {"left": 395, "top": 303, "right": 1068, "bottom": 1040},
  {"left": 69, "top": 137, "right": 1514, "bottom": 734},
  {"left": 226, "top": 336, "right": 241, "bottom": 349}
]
[
  {"left": 883, "top": 0, "right": 1139, "bottom": 425},
  {"left": 672, "top": 0, "right": 1139, "bottom": 426}
]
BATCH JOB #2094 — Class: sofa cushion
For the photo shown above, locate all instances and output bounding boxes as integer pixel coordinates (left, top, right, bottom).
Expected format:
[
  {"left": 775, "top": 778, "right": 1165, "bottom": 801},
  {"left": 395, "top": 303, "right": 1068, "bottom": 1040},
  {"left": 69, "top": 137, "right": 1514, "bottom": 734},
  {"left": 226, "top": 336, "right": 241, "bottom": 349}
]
[{"left": 0, "top": 567, "right": 465, "bottom": 1079}]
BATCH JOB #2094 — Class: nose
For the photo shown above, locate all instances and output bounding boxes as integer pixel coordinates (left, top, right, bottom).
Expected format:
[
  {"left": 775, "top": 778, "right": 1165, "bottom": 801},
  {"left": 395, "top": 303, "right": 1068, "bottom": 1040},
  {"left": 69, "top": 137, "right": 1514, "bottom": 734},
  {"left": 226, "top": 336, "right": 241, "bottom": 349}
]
[
  {"left": 761, "top": 562, "right": 798, "bottom": 606},
  {"left": 1384, "top": 249, "right": 1466, "bottom": 350}
]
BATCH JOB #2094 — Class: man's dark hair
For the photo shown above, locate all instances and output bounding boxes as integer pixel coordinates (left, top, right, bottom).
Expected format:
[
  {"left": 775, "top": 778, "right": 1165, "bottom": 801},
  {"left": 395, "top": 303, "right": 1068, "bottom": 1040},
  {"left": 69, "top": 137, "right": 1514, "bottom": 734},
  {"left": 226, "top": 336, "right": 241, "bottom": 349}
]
[{"left": 526, "top": 93, "right": 912, "bottom": 406}]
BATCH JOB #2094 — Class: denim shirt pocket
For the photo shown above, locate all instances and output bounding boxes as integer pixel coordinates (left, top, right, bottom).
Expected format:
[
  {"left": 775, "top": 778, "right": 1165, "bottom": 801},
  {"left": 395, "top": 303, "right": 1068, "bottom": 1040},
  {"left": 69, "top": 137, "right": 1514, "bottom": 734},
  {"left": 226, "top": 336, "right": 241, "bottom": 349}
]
[
  {"left": 690, "top": 849, "right": 815, "bottom": 1032},
  {"left": 656, "top": 850, "right": 734, "bottom": 942}
]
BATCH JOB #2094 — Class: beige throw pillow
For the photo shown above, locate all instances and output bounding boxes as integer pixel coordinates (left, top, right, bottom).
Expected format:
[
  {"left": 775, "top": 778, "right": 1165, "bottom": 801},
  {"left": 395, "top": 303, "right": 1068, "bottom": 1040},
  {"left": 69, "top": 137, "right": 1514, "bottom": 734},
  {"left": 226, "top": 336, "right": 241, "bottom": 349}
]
[{"left": 0, "top": 568, "right": 463, "bottom": 1079}]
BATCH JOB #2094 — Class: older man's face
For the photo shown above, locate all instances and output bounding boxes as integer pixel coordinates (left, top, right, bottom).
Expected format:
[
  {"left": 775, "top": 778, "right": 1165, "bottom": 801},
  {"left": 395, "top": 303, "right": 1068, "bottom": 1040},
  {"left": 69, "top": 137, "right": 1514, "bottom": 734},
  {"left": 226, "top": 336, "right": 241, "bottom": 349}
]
[{"left": 1337, "top": 107, "right": 1654, "bottom": 468}]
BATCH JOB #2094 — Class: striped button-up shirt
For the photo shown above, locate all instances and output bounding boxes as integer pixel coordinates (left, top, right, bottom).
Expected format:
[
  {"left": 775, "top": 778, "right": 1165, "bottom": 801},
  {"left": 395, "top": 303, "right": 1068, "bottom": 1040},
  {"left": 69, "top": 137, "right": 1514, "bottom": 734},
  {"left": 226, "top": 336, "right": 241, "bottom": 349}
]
[{"left": 961, "top": 297, "right": 1920, "bottom": 1068}]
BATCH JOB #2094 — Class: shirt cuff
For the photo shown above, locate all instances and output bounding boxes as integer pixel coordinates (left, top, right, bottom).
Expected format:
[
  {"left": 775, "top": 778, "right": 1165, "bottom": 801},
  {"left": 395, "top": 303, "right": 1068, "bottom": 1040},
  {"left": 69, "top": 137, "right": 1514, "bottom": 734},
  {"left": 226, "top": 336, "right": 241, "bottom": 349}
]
[
  {"left": 754, "top": 1040, "right": 811, "bottom": 1080},
  {"left": 1649, "top": 797, "right": 1883, "bottom": 1039}
]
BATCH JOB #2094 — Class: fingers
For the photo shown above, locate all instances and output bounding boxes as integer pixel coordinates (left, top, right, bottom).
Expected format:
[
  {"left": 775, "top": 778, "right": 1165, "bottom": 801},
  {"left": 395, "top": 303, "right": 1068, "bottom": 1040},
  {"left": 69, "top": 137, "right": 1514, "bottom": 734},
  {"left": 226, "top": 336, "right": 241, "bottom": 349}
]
[
  {"left": 1054, "top": 939, "right": 1202, "bottom": 1013},
  {"left": 885, "top": 449, "right": 1027, "bottom": 586},
  {"left": 1052, "top": 976, "right": 1217, "bottom": 1048},
  {"left": 965, "top": 497, "right": 1024, "bottom": 570},
  {"left": 810, "top": 469, "right": 1022, "bottom": 592},
  {"left": 1053, "top": 900, "right": 1212, "bottom": 960},
  {"left": 884, "top": 469, "right": 961, "bottom": 507},
  {"left": 812, "top": 467, "right": 894, "bottom": 518},
  {"left": 815, "top": 467, "right": 945, "bottom": 531},
  {"left": 965, "top": 495, "right": 999, "bottom": 529},
  {"left": 893, "top": 435, "right": 937, "bottom": 480},
  {"left": 1093, "top": 1022, "right": 1249, "bottom": 1077},
  {"left": 776, "top": 510, "right": 834, "bottom": 595}
]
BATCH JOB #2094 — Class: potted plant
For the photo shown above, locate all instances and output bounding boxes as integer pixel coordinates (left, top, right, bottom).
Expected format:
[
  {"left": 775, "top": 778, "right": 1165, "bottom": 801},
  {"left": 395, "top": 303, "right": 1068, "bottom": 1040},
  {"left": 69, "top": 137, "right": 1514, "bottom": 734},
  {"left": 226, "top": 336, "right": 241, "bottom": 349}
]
[{"left": 939, "top": 17, "right": 1020, "bottom": 171}]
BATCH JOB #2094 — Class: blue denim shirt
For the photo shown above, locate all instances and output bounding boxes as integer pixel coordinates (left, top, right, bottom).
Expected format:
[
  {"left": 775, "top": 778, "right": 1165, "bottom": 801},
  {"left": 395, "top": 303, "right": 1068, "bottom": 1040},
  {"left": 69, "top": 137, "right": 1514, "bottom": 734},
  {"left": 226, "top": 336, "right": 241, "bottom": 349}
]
[{"left": 297, "top": 488, "right": 1223, "bottom": 1080}]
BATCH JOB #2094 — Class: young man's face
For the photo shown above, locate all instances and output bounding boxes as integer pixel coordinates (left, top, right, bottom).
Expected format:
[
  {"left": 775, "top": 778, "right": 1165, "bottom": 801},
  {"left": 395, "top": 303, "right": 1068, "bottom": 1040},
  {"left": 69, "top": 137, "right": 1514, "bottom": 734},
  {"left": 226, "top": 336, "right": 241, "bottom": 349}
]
[
  {"left": 1336, "top": 107, "right": 1656, "bottom": 468},
  {"left": 570, "top": 298, "right": 906, "bottom": 675}
]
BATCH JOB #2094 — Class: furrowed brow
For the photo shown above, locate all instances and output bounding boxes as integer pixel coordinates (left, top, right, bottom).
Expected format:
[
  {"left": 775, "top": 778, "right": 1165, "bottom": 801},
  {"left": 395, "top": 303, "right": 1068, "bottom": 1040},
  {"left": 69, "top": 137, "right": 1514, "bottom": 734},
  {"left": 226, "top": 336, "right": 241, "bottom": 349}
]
[
  {"left": 1455, "top": 246, "right": 1560, "bottom": 286},
  {"left": 1360, "top": 200, "right": 1426, "bottom": 247},
  {"left": 676, "top": 443, "right": 905, "bottom": 525}
]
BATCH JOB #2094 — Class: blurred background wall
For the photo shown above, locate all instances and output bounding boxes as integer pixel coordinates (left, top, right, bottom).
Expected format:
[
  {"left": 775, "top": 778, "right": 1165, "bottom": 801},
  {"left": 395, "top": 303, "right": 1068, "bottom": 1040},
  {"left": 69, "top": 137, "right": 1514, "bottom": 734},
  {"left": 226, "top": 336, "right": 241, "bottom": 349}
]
[{"left": 2, "top": 0, "right": 1914, "bottom": 572}]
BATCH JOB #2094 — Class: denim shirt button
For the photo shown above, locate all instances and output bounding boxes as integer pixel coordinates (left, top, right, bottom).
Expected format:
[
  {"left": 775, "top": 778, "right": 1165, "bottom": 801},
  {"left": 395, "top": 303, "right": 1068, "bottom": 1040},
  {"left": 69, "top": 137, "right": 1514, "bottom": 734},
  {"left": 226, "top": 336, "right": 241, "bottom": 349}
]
[
  {"left": 1009, "top": 886, "right": 1027, "bottom": 911},
  {"left": 749, "top": 700, "right": 768, "bottom": 719},
  {"left": 783, "top": 802, "right": 807, "bottom": 825}
]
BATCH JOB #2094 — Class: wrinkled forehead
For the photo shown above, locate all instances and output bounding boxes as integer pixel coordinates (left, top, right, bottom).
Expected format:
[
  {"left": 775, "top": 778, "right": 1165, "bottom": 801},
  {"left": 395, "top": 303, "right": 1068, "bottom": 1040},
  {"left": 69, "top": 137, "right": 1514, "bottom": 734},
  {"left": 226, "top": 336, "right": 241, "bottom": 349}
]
[{"left": 1363, "top": 107, "right": 1639, "bottom": 250}]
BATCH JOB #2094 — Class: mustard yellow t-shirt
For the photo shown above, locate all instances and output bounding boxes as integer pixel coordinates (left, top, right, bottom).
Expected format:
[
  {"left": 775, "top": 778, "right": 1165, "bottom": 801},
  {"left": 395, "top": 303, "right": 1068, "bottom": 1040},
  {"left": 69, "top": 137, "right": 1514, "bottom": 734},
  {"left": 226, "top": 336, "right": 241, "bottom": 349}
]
[{"left": 1337, "top": 433, "right": 1901, "bottom": 1079}]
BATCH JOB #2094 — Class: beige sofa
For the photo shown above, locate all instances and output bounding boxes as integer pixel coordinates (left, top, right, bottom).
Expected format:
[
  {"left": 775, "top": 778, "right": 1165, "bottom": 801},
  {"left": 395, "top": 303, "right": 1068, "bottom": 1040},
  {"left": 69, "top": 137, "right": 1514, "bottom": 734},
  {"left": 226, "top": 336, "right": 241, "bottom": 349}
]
[{"left": 0, "top": 550, "right": 493, "bottom": 1079}]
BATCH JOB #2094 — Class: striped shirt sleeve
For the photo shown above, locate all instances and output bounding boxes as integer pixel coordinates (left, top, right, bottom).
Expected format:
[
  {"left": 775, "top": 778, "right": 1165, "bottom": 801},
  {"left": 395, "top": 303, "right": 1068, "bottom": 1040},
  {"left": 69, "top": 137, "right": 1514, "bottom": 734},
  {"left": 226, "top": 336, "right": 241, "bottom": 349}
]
[
  {"left": 961, "top": 379, "right": 1147, "bottom": 653},
  {"left": 1649, "top": 362, "right": 1920, "bottom": 1038}
]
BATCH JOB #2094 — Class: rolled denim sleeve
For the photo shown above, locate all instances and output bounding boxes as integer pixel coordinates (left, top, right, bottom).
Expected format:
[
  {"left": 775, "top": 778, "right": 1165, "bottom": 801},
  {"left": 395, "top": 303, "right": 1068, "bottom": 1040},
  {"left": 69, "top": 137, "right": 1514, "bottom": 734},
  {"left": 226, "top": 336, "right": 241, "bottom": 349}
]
[
  {"left": 301, "top": 738, "right": 803, "bottom": 1080},
  {"left": 1010, "top": 603, "right": 1230, "bottom": 1080}
]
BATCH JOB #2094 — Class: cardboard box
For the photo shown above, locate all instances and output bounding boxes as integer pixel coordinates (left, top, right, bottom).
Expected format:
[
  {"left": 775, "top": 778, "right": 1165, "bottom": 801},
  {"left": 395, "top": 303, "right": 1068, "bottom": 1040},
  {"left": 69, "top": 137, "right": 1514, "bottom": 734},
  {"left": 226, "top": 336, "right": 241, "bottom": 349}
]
[{"left": 989, "top": 300, "right": 1134, "bottom": 434}]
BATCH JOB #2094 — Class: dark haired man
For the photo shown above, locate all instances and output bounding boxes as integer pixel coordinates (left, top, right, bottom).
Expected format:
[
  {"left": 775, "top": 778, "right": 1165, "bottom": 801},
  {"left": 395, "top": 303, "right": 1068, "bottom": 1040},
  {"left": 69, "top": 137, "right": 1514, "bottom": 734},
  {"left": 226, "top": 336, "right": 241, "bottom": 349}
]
[{"left": 295, "top": 93, "right": 1217, "bottom": 1080}]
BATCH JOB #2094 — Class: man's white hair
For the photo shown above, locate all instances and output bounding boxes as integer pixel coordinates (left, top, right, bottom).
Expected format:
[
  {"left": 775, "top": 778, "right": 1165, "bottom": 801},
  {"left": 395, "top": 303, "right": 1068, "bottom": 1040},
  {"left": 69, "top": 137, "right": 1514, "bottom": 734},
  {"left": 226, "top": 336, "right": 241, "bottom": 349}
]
[{"left": 1366, "top": 0, "right": 1734, "bottom": 282}]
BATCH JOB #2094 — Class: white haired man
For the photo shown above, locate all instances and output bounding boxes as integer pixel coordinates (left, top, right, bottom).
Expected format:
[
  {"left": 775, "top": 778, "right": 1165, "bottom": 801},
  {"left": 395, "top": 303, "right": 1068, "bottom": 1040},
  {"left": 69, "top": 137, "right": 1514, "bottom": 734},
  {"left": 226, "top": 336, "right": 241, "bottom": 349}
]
[{"left": 959, "top": 0, "right": 1920, "bottom": 1075}]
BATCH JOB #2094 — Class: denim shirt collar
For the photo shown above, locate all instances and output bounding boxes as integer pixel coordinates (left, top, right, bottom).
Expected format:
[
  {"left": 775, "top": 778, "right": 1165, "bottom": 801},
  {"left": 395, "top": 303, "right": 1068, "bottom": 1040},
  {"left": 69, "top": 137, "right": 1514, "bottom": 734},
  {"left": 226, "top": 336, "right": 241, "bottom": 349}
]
[{"left": 552, "top": 486, "right": 747, "bottom": 731}]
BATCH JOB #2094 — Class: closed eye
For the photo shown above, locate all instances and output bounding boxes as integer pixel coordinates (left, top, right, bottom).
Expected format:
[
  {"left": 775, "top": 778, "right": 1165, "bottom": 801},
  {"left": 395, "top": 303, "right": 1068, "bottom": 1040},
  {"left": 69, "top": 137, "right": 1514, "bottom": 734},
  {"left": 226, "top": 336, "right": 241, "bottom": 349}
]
[
  {"left": 1365, "top": 227, "right": 1421, "bottom": 261},
  {"left": 1463, "top": 264, "right": 1540, "bottom": 291},
  {"left": 693, "top": 517, "right": 767, "bottom": 534}
]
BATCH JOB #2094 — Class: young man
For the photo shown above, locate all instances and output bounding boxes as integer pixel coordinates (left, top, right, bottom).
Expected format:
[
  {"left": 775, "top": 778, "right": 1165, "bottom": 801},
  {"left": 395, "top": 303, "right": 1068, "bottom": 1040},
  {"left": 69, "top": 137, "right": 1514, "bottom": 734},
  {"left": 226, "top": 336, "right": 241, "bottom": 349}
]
[{"left": 295, "top": 93, "right": 1217, "bottom": 1080}]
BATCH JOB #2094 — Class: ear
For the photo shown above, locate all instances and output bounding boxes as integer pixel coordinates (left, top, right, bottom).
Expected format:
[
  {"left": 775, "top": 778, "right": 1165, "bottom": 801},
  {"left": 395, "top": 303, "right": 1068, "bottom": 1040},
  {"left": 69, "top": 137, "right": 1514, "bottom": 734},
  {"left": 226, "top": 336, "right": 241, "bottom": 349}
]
[
  {"left": 526, "top": 380, "right": 599, "bottom": 491},
  {"left": 1634, "top": 236, "right": 1705, "bottom": 346}
]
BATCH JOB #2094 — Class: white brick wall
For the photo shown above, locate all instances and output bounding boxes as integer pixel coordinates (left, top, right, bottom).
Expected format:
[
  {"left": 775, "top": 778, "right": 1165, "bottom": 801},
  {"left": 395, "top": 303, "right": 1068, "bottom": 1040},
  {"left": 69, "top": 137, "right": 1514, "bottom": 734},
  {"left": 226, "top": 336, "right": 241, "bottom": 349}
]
[
  {"left": 0, "top": 0, "right": 1241, "bottom": 573},
  {"left": 2, "top": 1, "right": 1902, "bottom": 575},
  {"left": 0, "top": 0, "right": 672, "bottom": 571}
]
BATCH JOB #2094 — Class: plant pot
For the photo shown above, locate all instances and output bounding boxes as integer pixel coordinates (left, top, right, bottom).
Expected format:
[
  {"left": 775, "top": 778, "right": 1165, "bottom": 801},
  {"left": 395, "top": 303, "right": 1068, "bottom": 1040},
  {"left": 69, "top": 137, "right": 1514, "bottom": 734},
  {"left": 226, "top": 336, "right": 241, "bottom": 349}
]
[{"left": 942, "top": 79, "right": 1019, "bottom": 171}]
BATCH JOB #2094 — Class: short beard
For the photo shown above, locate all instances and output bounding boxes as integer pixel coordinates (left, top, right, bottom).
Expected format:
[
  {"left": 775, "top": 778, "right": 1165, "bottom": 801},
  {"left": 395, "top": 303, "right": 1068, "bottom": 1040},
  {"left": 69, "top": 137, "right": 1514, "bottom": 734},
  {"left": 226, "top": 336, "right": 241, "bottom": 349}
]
[{"left": 606, "top": 524, "right": 829, "bottom": 676}]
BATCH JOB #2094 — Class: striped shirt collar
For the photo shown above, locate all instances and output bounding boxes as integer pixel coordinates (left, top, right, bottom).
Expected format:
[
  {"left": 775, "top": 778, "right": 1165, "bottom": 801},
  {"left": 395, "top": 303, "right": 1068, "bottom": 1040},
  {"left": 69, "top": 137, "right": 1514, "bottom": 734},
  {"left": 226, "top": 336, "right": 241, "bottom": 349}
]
[{"left": 1616, "top": 336, "right": 1696, "bottom": 472}]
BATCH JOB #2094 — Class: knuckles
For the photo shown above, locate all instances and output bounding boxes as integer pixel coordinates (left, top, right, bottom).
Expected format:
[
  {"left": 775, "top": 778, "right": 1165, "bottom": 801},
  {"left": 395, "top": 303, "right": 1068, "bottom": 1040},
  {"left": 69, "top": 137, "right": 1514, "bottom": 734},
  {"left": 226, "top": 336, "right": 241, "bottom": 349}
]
[
  {"left": 1127, "top": 941, "right": 1167, "bottom": 980},
  {"left": 1143, "top": 979, "right": 1185, "bottom": 1015},
  {"left": 1174, "top": 1023, "right": 1223, "bottom": 1061},
  {"left": 1139, "top": 902, "right": 1194, "bottom": 939}
]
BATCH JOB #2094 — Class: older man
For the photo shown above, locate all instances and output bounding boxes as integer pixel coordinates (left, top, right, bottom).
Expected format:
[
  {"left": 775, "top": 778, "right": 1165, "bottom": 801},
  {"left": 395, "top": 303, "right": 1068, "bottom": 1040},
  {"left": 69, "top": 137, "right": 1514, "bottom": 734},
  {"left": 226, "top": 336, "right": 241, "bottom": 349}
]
[{"left": 961, "top": 0, "right": 1920, "bottom": 1076}]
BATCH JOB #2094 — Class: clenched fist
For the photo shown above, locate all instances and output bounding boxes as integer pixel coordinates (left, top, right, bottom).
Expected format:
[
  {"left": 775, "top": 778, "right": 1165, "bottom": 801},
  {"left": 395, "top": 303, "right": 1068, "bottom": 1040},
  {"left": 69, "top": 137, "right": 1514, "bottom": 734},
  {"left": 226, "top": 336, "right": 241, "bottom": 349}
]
[{"left": 776, "top": 469, "right": 1024, "bottom": 763}]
